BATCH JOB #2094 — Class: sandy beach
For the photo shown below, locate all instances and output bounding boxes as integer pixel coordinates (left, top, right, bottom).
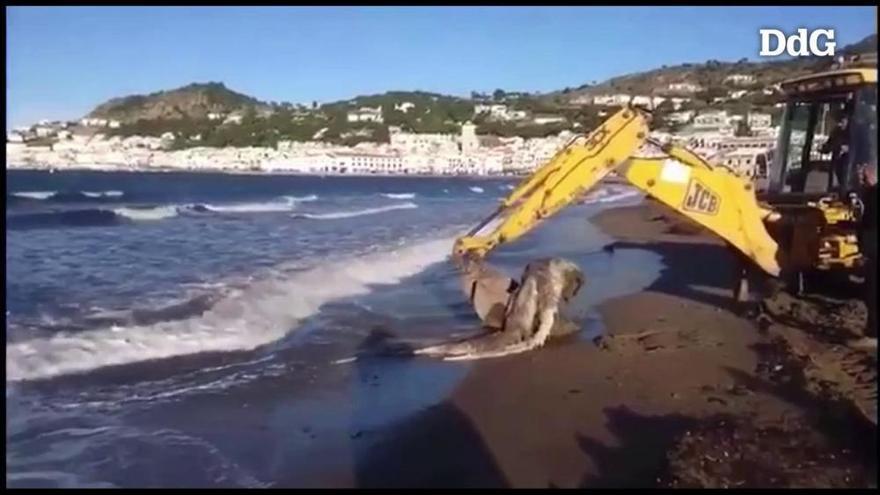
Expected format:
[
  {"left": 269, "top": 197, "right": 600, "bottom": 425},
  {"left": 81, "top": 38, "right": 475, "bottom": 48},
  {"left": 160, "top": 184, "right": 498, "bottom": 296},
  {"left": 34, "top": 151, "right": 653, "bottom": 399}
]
[{"left": 327, "top": 199, "right": 878, "bottom": 488}]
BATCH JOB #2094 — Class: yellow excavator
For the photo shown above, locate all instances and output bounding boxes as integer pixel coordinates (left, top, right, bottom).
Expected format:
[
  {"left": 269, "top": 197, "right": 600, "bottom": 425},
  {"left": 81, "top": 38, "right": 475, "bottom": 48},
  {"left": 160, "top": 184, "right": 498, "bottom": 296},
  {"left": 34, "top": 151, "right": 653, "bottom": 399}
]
[{"left": 452, "top": 55, "right": 877, "bottom": 335}]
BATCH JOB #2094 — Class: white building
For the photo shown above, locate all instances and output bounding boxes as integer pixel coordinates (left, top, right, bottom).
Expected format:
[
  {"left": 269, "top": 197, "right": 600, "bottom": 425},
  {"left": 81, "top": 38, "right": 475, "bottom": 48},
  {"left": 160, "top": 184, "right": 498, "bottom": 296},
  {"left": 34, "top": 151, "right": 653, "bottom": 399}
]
[
  {"left": 592, "top": 94, "right": 632, "bottom": 106},
  {"left": 460, "top": 122, "right": 479, "bottom": 154},
  {"left": 747, "top": 112, "right": 772, "bottom": 130},
  {"left": 224, "top": 113, "right": 244, "bottom": 125},
  {"left": 667, "top": 82, "right": 703, "bottom": 93},
  {"left": 389, "top": 128, "right": 457, "bottom": 152},
  {"left": 728, "top": 89, "right": 749, "bottom": 99},
  {"left": 669, "top": 97, "right": 690, "bottom": 110},
  {"left": 108, "top": 120, "right": 121, "bottom": 129},
  {"left": 394, "top": 102, "right": 416, "bottom": 113},
  {"left": 724, "top": 74, "right": 756, "bottom": 86},
  {"left": 532, "top": 114, "right": 566, "bottom": 125},
  {"left": 7, "top": 132, "right": 26, "bottom": 143},
  {"left": 718, "top": 147, "right": 771, "bottom": 179},
  {"left": 160, "top": 132, "right": 176, "bottom": 149},
  {"left": 208, "top": 112, "right": 225, "bottom": 121},
  {"left": 474, "top": 103, "right": 506, "bottom": 116},
  {"left": 666, "top": 111, "right": 694, "bottom": 125},
  {"left": 34, "top": 126, "right": 55, "bottom": 138},
  {"left": 327, "top": 151, "right": 404, "bottom": 174},
  {"left": 80, "top": 118, "right": 109, "bottom": 127},
  {"left": 629, "top": 95, "right": 667, "bottom": 108},
  {"left": 347, "top": 106, "right": 383, "bottom": 123},
  {"left": 474, "top": 103, "right": 527, "bottom": 121},
  {"left": 693, "top": 110, "right": 730, "bottom": 128}
]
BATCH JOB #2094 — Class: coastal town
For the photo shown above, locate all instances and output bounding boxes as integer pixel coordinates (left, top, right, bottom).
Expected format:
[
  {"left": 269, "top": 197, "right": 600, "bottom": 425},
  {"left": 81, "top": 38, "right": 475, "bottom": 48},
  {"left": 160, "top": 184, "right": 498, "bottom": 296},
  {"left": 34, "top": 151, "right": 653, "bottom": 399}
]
[
  {"left": 7, "top": 81, "right": 781, "bottom": 179},
  {"left": 7, "top": 4, "right": 879, "bottom": 490}
]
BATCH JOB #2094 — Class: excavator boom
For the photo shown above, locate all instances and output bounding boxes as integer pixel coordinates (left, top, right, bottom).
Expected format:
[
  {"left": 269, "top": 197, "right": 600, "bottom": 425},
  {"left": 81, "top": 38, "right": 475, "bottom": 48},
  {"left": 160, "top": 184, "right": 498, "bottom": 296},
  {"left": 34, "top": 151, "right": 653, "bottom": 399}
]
[
  {"left": 454, "top": 106, "right": 783, "bottom": 327},
  {"left": 455, "top": 107, "right": 649, "bottom": 259}
]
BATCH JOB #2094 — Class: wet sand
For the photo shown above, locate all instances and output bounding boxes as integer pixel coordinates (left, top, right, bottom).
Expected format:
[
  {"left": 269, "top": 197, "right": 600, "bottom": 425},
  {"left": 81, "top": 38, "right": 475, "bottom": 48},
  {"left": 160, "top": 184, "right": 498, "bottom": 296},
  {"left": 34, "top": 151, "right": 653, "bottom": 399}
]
[{"left": 346, "top": 199, "right": 877, "bottom": 488}]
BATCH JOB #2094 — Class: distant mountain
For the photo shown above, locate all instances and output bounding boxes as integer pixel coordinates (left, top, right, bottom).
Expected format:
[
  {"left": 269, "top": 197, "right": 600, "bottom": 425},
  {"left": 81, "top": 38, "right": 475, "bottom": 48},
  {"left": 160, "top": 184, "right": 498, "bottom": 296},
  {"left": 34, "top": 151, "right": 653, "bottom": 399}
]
[
  {"left": 87, "top": 82, "right": 271, "bottom": 123},
  {"left": 547, "top": 32, "right": 877, "bottom": 103},
  {"left": 81, "top": 33, "right": 875, "bottom": 134},
  {"left": 839, "top": 33, "right": 877, "bottom": 56}
]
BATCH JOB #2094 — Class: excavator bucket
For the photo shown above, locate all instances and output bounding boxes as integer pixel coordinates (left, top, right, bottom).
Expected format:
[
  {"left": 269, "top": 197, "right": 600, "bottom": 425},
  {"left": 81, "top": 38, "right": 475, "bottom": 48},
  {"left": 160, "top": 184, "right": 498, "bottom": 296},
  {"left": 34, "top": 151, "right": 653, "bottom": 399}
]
[
  {"left": 455, "top": 255, "right": 518, "bottom": 329},
  {"left": 423, "top": 257, "right": 585, "bottom": 360}
]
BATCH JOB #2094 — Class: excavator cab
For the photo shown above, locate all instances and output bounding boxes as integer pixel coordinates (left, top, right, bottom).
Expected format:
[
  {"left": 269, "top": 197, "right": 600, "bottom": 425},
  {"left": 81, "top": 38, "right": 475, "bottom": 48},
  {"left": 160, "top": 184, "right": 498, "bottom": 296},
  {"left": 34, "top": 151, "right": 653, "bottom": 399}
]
[
  {"left": 768, "top": 68, "right": 877, "bottom": 197},
  {"left": 761, "top": 58, "right": 877, "bottom": 278}
]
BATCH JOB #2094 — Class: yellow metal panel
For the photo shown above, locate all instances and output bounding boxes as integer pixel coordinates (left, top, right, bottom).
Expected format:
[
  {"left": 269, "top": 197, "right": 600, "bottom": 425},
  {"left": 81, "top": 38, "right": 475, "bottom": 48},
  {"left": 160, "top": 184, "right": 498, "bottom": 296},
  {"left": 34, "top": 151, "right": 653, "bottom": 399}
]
[
  {"left": 780, "top": 68, "right": 876, "bottom": 95},
  {"left": 620, "top": 157, "right": 782, "bottom": 276}
]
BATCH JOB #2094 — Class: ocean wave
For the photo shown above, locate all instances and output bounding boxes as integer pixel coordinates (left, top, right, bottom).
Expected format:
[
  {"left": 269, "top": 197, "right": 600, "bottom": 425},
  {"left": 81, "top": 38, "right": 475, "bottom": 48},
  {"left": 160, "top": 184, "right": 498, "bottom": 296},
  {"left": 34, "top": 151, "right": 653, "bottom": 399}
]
[
  {"left": 291, "top": 202, "right": 418, "bottom": 220},
  {"left": 380, "top": 192, "right": 416, "bottom": 199},
  {"left": 283, "top": 194, "right": 318, "bottom": 203},
  {"left": 192, "top": 195, "right": 315, "bottom": 213},
  {"left": 83, "top": 190, "right": 124, "bottom": 198},
  {"left": 113, "top": 206, "right": 179, "bottom": 221},
  {"left": 7, "top": 206, "right": 178, "bottom": 229},
  {"left": 11, "top": 191, "right": 56, "bottom": 200},
  {"left": 196, "top": 201, "right": 295, "bottom": 213},
  {"left": 82, "top": 292, "right": 225, "bottom": 328},
  {"left": 7, "top": 209, "right": 123, "bottom": 230},
  {"left": 9, "top": 190, "right": 128, "bottom": 203},
  {"left": 5, "top": 235, "right": 455, "bottom": 381},
  {"left": 469, "top": 186, "right": 484, "bottom": 193}
]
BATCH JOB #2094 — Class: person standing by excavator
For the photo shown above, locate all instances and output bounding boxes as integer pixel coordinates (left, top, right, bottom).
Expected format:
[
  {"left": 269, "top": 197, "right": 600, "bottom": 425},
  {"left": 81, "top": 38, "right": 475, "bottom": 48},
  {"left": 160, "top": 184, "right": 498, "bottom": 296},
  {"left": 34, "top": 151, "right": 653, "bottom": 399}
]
[
  {"left": 853, "top": 163, "right": 877, "bottom": 349},
  {"left": 821, "top": 101, "right": 853, "bottom": 189}
]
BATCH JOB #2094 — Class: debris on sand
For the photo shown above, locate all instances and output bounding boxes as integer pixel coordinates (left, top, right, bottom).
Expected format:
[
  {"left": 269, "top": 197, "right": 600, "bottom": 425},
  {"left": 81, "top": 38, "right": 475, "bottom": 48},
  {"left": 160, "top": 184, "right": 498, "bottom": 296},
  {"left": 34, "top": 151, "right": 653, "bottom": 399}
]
[
  {"left": 661, "top": 416, "right": 875, "bottom": 488},
  {"left": 661, "top": 335, "right": 877, "bottom": 488}
]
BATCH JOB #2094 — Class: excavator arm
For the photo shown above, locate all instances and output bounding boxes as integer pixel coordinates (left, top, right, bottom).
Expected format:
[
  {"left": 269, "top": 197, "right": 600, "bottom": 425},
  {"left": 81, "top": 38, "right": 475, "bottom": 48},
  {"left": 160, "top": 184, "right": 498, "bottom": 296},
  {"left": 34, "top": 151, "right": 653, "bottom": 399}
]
[{"left": 454, "top": 106, "right": 783, "bottom": 326}]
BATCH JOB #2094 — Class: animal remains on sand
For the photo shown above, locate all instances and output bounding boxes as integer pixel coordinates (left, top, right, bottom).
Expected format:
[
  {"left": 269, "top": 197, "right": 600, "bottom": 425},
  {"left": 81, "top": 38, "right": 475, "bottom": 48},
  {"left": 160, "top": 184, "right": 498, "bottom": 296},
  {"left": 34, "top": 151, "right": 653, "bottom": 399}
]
[{"left": 415, "top": 257, "right": 585, "bottom": 360}]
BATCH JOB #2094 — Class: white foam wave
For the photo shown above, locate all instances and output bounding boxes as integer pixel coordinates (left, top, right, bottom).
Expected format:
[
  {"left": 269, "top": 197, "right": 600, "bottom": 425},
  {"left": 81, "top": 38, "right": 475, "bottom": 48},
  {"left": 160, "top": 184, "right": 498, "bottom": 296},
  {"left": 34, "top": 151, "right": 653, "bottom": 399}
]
[
  {"left": 202, "top": 201, "right": 295, "bottom": 213},
  {"left": 113, "top": 206, "right": 179, "bottom": 221},
  {"left": 200, "top": 195, "right": 318, "bottom": 213},
  {"left": 6, "top": 236, "right": 455, "bottom": 381},
  {"left": 83, "top": 190, "right": 124, "bottom": 198},
  {"left": 381, "top": 192, "right": 416, "bottom": 199},
  {"left": 469, "top": 186, "right": 485, "bottom": 193},
  {"left": 12, "top": 191, "right": 55, "bottom": 200},
  {"left": 293, "top": 202, "right": 418, "bottom": 220},
  {"left": 283, "top": 194, "right": 318, "bottom": 203}
]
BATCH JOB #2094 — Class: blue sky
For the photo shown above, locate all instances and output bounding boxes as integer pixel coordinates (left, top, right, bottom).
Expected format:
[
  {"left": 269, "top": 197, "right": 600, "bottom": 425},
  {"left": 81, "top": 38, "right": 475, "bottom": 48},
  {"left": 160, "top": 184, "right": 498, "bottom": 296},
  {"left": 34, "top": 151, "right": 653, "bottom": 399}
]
[{"left": 6, "top": 6, "right": 877, "bottom": 127}]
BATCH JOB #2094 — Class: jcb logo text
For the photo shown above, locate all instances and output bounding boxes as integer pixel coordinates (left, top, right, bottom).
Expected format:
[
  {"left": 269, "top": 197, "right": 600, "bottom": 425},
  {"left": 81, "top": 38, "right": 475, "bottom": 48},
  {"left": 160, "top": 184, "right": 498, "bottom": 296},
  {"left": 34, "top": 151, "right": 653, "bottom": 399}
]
[{"left": 683, "top": 180, "right": 719, "bottom": 215}]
